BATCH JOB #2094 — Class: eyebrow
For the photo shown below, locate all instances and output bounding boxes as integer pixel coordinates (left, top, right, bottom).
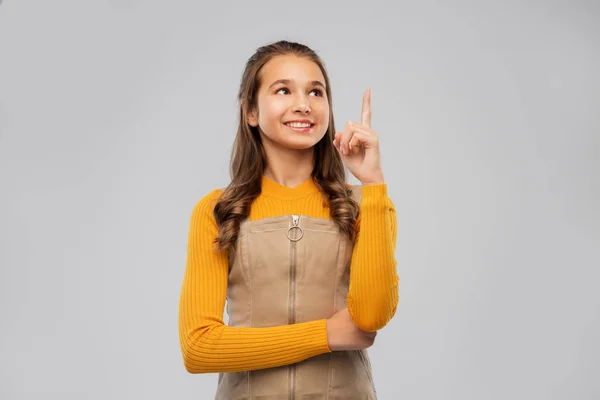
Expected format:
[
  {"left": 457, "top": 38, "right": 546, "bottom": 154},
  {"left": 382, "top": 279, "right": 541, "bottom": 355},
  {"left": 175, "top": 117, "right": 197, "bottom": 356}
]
[{"left": 267, "top": 79, "right": 326, "bottom": 90}]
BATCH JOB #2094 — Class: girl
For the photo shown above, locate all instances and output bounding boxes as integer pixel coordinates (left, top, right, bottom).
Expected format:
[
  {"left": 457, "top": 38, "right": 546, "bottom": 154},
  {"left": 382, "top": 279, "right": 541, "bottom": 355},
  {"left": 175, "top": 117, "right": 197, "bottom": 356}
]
[{"left": 178, "top": 40, "right": 399, "bottom": 399}]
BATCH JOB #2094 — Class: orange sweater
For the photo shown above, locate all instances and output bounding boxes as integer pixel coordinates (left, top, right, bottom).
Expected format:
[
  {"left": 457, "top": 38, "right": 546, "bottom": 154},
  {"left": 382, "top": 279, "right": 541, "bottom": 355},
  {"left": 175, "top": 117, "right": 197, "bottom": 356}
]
[{"left": 178, "top": 175, "right": 399, "bottom": 373}]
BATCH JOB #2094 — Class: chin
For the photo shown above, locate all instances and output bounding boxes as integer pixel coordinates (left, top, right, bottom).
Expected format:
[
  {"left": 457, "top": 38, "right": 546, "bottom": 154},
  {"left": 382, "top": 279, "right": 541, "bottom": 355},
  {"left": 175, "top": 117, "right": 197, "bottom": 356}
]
[
  {"left": 261, "top": 127, "right": 327, "bottom": 151},
  {"left": 282, "top": 137, "right": 323, "bottom": 150},
  {"left": 281, "top": 130, "right": 327, "bottom": 150}
]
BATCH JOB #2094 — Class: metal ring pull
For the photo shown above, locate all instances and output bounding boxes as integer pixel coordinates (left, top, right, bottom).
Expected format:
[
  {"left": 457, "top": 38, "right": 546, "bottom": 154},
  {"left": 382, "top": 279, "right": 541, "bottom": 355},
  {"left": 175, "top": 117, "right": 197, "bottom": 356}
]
[{"left": 287, "top": 226, "right": 304, "bottom": 242}]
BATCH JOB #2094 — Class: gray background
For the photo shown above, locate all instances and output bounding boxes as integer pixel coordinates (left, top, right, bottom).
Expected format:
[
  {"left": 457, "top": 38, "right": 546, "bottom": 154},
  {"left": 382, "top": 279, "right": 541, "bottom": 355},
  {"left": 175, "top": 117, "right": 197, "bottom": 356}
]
[{"left": 1, "top": 0, "right": 599, "bottom": 399}]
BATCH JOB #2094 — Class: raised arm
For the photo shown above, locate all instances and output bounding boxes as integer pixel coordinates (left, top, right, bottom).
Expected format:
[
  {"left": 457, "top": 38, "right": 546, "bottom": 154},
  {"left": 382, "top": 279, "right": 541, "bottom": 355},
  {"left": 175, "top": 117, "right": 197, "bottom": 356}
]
[{"left": 346, "top": 184, "right": 399, "bottom": 332}]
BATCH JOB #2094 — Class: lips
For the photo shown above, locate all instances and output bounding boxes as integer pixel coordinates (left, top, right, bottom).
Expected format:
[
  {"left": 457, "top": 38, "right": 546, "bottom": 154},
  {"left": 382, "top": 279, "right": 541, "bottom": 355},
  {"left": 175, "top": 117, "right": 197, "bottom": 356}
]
[
  {"left": 284, "top": 120, "right": 314, "bottom": 127},
  {"left": 284, "top": 121, "right": 314, "bottom": 132}
]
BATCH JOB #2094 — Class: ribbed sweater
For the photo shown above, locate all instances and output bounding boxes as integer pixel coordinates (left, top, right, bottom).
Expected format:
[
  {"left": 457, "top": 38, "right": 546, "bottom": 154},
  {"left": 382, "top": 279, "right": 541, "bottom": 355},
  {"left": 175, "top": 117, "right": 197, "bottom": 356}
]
[{"left": 178, "top": 175, "right": 399, "bottom": 373}]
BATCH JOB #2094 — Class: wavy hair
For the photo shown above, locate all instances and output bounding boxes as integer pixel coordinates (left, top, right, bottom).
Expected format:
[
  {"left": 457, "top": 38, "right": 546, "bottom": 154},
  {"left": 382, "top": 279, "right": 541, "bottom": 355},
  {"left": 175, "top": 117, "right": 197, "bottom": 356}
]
[{"left": 213, "top": 40, "right": 359, "bottom": 253}]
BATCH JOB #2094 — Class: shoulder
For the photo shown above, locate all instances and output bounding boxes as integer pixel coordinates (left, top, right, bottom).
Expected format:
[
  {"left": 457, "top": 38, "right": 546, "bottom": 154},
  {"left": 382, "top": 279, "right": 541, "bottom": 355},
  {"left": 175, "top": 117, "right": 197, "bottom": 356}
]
[{"left": 191, "top": 188, "right": 224, "bottom": 217}]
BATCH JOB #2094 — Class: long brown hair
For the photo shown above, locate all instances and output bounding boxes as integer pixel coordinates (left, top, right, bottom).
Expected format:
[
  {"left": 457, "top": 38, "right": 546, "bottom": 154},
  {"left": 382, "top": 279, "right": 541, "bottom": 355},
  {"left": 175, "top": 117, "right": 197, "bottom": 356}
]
[{"left": 213, "top": 40, "right": 359, "bottom": 253}]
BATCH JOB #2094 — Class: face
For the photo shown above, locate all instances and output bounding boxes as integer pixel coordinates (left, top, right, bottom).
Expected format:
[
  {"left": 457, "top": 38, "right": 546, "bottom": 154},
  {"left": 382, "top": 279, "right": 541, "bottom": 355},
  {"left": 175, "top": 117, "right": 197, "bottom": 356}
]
[{"left": 247, "top": 55, "right": 330, "bottom": 151}]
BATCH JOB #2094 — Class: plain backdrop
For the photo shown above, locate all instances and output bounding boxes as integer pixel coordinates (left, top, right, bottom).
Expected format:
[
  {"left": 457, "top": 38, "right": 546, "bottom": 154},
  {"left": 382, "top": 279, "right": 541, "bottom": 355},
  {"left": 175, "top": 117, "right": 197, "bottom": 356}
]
[{"left": 1, "top": 1, "right": 599, "bottom": 399}]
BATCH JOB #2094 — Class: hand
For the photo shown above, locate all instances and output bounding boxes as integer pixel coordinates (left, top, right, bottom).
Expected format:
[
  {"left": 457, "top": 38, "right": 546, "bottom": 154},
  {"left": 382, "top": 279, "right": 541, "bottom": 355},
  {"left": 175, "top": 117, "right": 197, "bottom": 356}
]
[
  {"left": 326, "top": 308, "right": 377, "bottom": 351},
  {"left": 333, "top": 88, "right": 385, "bottom": 185}
]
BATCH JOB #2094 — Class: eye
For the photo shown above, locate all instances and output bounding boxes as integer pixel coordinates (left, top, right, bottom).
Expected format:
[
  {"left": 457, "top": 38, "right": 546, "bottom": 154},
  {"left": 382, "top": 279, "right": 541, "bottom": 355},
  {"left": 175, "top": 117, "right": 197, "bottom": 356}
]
[
  {"left": 276, "top": 87, "right": 290, "bottom": 95},
  {"left": 309, "top": 88, "right": 324, "bottom": 97}
]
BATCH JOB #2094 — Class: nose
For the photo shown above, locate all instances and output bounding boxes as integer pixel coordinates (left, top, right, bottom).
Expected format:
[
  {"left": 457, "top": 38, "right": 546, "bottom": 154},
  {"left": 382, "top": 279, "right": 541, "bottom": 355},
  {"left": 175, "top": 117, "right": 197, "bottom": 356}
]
[{"left": 292, "top": 94, "right": 311, "bottom": 114}]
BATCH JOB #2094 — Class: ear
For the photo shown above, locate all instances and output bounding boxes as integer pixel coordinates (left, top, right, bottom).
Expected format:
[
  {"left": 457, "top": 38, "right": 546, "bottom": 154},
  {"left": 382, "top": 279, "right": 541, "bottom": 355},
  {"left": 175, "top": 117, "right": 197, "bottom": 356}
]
[
  {"left": 243, "top": 99, "right": 258, "bottom": 127},
  {"left": 247, "top": 107, "right": 258, "bottom": 127}
]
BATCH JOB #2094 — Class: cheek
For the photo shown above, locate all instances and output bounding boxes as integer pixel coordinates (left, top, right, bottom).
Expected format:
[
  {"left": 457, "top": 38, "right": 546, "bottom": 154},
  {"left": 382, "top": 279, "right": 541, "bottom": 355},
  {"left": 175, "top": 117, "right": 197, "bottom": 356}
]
[
  {"left": 314, "top": 98, "right": 329, "bottom": 113},
  {"left": 258, "top": 101, "right": 286, "bottom": 126},
  {"left": 316, "top": 102, "right": 330, "bottom": 122}
]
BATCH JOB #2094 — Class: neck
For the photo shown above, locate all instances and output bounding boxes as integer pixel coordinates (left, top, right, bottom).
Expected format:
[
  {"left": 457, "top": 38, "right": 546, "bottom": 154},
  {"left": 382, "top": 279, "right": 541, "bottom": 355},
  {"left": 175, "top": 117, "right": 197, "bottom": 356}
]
[{"left": 262, "top": 141, "right": 314, "bottom": 188}]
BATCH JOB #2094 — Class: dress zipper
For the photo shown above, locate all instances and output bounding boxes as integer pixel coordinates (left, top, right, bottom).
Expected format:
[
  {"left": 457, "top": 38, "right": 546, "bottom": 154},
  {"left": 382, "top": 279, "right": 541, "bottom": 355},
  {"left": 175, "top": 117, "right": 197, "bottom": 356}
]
[{"left": 287, "top": 214, "right": 302, "bottom": 400}]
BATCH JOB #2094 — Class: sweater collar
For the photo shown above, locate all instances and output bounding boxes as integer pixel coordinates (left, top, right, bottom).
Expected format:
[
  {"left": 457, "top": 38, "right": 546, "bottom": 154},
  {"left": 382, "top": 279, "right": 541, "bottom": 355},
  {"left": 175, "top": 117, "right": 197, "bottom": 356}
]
[{"left": 260, "top": 175, "right": 321, "bottom": 200}]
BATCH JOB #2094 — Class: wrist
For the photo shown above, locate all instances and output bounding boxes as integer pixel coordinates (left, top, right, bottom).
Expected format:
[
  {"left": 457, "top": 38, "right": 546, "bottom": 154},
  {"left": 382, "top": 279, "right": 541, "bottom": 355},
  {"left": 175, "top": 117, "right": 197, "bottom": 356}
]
[
  {"left": 325, "top": 318, "right": 337, "bottom": 352},
  {"left": 360, "top": 171, "right": 384, "bottom": 186},
  {"left": 361, "top": 180, "right": 385, "bottom": 186}
]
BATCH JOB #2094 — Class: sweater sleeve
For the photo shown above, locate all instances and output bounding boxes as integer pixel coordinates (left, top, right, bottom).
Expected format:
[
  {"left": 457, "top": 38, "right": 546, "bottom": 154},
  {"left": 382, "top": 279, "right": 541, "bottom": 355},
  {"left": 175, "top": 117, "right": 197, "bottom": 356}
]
[
  {"left": 346, "top": 184, "right": 399, "bottom": 332},
  {"left": 178, "top": 190, "right": 331, "bottom": 374}
]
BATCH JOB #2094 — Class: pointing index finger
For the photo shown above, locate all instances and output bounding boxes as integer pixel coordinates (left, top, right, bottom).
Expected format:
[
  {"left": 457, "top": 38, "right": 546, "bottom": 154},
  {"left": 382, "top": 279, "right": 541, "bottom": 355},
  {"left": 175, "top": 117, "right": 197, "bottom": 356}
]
[{"left": 361, "top": 88, "right": 371, "bottom": 128}]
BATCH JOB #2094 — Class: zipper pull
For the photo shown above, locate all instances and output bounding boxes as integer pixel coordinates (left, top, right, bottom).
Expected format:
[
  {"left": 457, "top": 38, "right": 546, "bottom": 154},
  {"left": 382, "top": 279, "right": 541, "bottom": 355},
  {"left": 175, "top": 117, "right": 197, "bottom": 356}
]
[{"left": 287, "top": 214, "right": 304, "bottom": 242}]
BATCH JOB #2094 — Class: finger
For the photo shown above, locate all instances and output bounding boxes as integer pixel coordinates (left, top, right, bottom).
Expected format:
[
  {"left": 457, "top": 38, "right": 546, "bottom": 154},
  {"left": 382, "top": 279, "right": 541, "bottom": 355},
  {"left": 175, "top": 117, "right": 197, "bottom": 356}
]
[
  {"left": 346, "top": 121, "right": 378, "bottom": 151},
  {"left": 341, "top": 121, "right": 377, "bottom": 155},
  {"left": 338, "top": 123, "right": 354, "bottom": 155},
  {"left": 361, "top": 88, "right": 371, "bottom": 128},
  {"left": 333, "top": 132, "right": 343, "bottom": 152},
  {"left": 348, "top": 133, "right": 362, "bottom": 154},
  {"left": 342, "top": 121, "right": 362, "bottom": 152},
  {"left": 347, "top": 120, "right": 378, "bottom": 137},
  {"left": 348, "top": 131, "right": 378, "bottom": 153}
]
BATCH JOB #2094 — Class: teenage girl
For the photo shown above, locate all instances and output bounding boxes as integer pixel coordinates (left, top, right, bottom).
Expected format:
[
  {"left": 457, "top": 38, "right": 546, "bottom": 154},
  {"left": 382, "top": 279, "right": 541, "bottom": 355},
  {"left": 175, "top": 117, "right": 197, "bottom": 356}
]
[{"left": 178, "top": 40, "right": 399, "bottom": 399}]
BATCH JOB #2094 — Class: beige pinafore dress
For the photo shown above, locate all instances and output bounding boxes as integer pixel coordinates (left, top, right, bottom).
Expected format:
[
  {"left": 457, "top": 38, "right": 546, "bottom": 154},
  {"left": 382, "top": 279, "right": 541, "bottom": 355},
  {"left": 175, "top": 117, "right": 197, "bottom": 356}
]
[{"left": 215, "top": 186, "right": 377, "bottom": 399}]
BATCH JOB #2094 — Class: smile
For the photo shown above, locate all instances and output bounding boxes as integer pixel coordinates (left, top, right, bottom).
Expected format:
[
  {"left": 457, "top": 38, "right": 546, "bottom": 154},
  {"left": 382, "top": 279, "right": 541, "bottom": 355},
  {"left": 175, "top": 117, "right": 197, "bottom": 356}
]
[{"left": 284, "top": 121, "right": 315, "bottom": 132}]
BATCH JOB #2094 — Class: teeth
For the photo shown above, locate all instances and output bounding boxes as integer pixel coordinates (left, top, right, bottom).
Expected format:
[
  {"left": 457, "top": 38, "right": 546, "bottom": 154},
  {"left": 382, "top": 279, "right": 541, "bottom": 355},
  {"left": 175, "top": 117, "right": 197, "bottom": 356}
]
[{"left": 286, "top": 122, "right": 312, "bottom": 128}]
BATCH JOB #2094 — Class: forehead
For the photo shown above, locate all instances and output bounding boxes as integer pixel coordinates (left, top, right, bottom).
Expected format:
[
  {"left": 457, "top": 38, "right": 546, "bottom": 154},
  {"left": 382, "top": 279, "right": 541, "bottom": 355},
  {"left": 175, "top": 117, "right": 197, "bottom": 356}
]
[{"left": 258, "top": 55, "right": 325, "bottom": 87}]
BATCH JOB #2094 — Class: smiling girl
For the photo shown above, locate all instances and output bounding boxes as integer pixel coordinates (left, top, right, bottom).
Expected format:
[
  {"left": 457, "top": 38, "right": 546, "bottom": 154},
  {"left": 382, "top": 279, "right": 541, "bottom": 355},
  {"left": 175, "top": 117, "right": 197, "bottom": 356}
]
[{"left": 178, "top": 40, "right": 399, "bottom": 399}]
